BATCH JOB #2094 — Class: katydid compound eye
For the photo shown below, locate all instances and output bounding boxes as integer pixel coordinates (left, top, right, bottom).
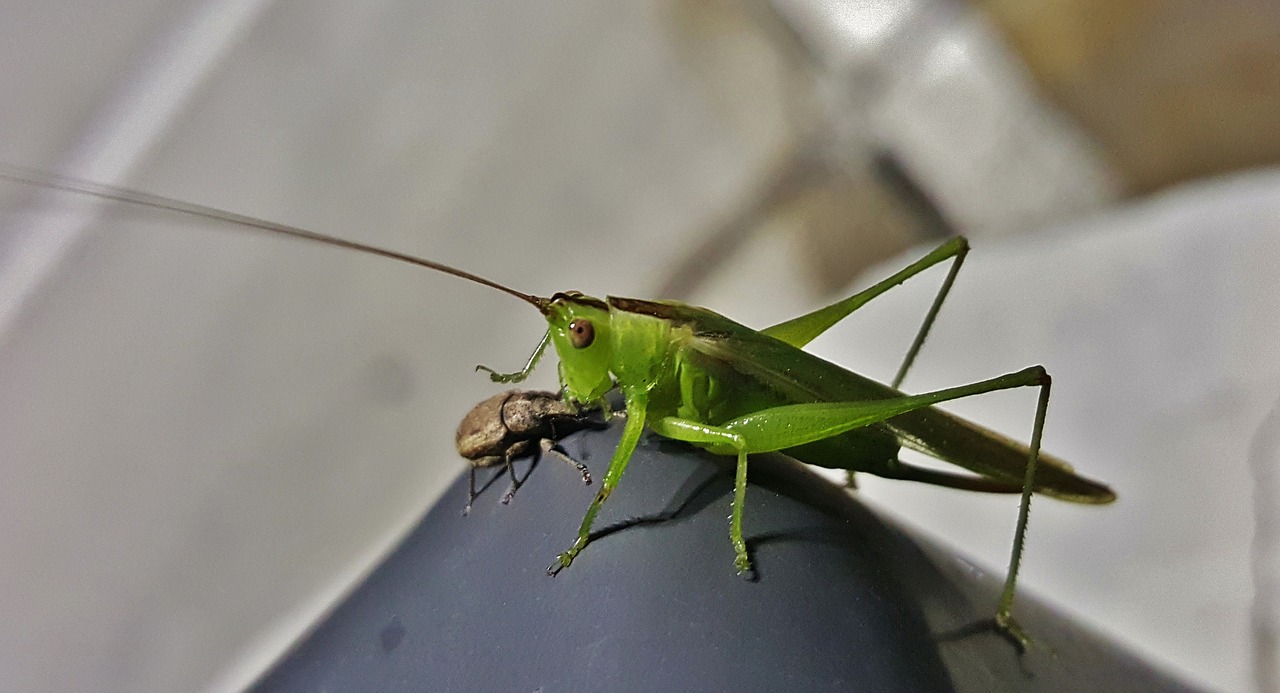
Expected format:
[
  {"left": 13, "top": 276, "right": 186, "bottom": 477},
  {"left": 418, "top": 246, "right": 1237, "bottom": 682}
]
[{"left": 568, "top": 319, "right": 594, "bottom": 348}]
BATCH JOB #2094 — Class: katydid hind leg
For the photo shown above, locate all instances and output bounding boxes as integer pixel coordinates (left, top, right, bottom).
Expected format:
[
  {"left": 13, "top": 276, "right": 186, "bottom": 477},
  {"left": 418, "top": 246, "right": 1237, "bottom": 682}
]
[
  {"left": 761, "top": 237, "right": 968, "bottom": 353},
  {"left": 823, "top": 238, "right": 969, "bottom": 491},
  {"left": 652, "top": 367, "right": 1050, "bottom": 578},
  {"left": 890, "top": 237, "right": 967, "bottom": 389},
  {"left": 994, "top": 371, "right": 1052, "bottom": 651},
  {"left": 703, "top": 365, "right": 1051, "bottom": 627},
  {"left": 548, "top": 394, "right": 649, "bottom": 576},
  {"left": 716, "top": 367, "right": 1048, "bottom": 452}
]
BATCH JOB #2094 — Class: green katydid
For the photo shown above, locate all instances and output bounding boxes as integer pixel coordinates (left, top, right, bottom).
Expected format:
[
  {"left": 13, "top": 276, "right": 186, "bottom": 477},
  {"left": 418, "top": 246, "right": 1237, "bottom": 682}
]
[{"left": 1, "top": 165, "right": 1115, "bottom": 646}]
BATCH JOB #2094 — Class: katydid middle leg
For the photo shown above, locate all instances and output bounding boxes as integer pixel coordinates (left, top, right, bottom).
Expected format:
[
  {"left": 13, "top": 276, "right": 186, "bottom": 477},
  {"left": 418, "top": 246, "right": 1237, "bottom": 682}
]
[{"left": 649, "top": 417, "right": 753, "bottom": 572}]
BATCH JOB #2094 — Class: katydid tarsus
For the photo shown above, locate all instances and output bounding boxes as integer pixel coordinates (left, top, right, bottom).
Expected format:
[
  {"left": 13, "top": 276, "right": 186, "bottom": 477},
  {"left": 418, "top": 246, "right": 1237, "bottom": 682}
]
[
  {"left": 455, "top": 389, "right": 597, "bottom": 515},
  {"left": 1, "top": 165, "right": 1115, "bottom": 647}
]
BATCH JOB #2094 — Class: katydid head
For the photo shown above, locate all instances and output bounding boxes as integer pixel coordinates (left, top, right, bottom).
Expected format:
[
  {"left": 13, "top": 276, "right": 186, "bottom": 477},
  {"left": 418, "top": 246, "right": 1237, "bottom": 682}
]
[{"left": 544, "top": 292, "right": 614, "bottom": 405}]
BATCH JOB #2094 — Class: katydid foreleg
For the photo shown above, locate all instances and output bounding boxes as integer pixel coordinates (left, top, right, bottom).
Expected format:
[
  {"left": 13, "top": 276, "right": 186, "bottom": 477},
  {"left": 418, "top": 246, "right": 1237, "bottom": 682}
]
[
  {"left": 547, "top": 391, "right": 649, "bottom": 575},
  {"left": 476, "top": 329, "right": 552, "bottom": 383}
]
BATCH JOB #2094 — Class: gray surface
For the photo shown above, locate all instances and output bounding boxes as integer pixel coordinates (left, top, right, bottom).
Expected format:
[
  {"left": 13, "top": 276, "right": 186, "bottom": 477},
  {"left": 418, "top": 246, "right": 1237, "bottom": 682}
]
[{"left": 255, "top": 419, "right": 1196, "bottom": 692}]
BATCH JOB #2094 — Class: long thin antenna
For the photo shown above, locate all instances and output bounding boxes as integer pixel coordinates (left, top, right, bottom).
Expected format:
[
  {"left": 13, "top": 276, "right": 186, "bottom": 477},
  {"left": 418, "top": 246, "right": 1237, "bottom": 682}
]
[{"left": 0, "top": 165, "right": 549, "bottom": 312}]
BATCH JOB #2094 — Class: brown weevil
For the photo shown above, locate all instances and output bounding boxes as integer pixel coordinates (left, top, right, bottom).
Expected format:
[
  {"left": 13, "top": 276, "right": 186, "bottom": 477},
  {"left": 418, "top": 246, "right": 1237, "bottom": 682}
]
[{"left": 455, "top": 389, "right": 600, "bottom": 514}]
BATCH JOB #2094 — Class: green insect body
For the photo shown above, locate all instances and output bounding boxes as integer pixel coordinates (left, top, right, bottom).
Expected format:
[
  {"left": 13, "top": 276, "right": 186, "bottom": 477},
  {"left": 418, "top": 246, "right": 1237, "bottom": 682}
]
[
  {"left": 1, "top": 165, "right": 1116, "bottom": 648},
  {"left": 477, "top": 239, "right": 1114, "bottom": 647}
]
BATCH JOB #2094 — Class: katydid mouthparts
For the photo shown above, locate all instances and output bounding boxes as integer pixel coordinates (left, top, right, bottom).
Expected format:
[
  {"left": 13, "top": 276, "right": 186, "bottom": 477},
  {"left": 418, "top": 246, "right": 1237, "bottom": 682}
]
[{"left": 0, "top": 164, "right": 1115, "bottom": 647}]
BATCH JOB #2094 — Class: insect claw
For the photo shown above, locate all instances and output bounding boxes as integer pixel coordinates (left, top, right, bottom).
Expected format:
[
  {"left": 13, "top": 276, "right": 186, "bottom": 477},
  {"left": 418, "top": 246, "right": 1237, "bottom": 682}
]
[
  {"left": 547, "top": 552, "right": 573, "bottom": 576},
  {"left": 474, "top": 364, "right": 527, "bottom": 384},
  {"left": 994, "top": 612, "right": 1031, "bottom": 654}
]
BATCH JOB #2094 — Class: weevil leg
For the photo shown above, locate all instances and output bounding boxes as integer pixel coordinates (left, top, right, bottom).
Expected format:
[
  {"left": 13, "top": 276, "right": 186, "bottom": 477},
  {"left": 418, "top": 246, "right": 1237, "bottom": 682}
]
[
  {"left": 499, "top": 439, "right": 538, "bottom": 505},
  {"left": 548, "top": 391, "right": 649, "bottom": 575},
  {"left": 463, "top": 467, "right": 479, "bottom": 516},
  {"left": 542, "top": 438, "right": 591, "bottom": 485},
  {"left": 476, "top": 329, "right": 551, "bottom": 383},
  {"left": 465, "top": 456, "right": 508, "bottom": 514},
  {"left": 499, "top": 455, "right": 523, "bottom": 505}
]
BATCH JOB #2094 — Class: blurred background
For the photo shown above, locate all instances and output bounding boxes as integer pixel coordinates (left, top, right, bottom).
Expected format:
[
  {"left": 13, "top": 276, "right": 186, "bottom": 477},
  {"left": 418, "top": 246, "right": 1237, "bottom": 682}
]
[{"left": 0, "top": 0, "right": 1277, "bottom": 690}]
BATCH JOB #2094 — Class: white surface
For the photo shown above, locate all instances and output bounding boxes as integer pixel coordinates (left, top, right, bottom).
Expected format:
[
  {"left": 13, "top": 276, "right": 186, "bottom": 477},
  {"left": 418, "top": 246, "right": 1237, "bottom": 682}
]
[{"left": 0, "top": 2, "right": 1275, "bottom": 692}]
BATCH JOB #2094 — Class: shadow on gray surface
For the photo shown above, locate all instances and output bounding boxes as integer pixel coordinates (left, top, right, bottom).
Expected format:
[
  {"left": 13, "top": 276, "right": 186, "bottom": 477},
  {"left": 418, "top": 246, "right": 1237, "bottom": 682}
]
[{"left": 253, "top": 419, "right": 1198, "bottom": 692}]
